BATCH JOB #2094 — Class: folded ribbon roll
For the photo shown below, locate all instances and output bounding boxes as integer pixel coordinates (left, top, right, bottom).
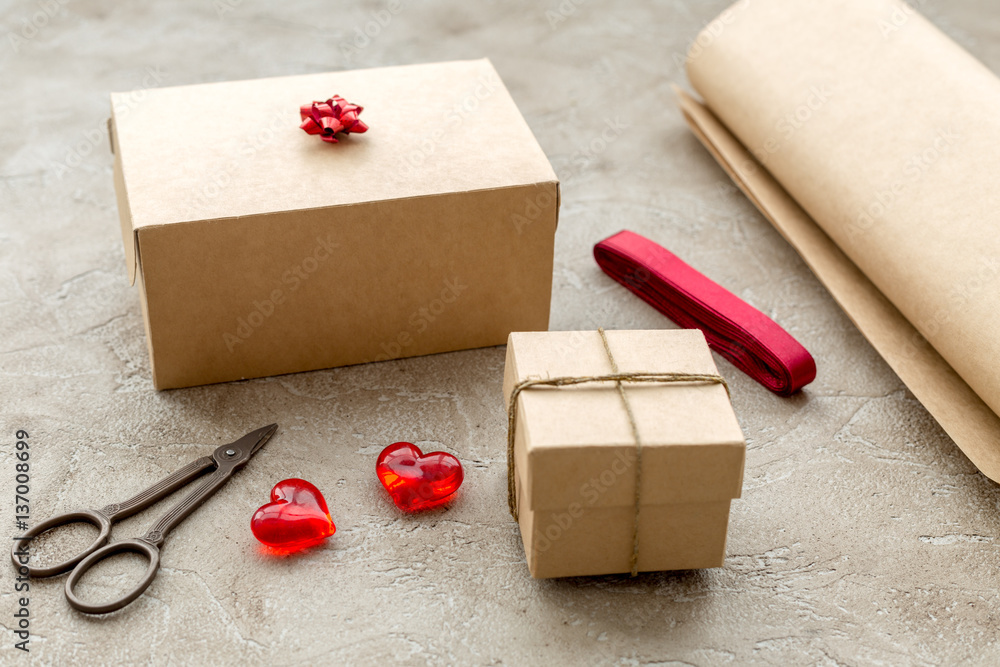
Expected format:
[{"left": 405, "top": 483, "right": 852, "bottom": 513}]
[
  {"left": 299, "top": 95, "right": 368, "bottom": 143},
  {"left": 594, "top": 230, "right": 815, "bottom": 395}
]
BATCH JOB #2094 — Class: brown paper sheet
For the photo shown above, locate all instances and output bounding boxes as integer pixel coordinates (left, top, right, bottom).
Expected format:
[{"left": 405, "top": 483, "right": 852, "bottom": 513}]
[{"left": 679, "top": 0, "right": 1000, "bottom": 480}]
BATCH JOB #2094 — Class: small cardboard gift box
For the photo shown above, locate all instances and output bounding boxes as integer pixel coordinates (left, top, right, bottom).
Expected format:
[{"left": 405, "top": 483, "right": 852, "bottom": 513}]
[
  {"left": 502, "top": 329, "right": 746, "bottom": 578},
  {"left": 109, "top": 59, "right": 559, "bottom": 389}
]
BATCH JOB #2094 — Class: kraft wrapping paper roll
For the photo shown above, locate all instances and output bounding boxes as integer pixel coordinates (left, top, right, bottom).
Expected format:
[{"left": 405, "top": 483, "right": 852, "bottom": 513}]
[{"left": 679, "top": 0, "right": 1000, "bottom": 479}]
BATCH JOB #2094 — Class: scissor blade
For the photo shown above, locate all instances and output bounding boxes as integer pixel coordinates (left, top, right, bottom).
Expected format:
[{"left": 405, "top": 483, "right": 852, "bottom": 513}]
[
  {"left": 215, "top": 423, "right": 278, "bottom": 466},
  {"left": 247, "top": 423, "right": 278, "bottom": 457}
]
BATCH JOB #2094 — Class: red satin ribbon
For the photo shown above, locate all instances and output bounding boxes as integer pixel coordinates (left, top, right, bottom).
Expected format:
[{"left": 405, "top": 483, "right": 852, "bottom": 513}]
[
  {"left": 594, "top": 230, "right": 816, "bottom": 395},
  {"left": 300, "top": 95, "right": 368, "bottom": 143}
]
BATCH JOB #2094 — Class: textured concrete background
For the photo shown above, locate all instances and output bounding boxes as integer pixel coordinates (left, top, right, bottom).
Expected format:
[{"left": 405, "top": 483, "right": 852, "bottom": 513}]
[{"left": 2, "top": 0, "right": 1000, "bottom": 664}]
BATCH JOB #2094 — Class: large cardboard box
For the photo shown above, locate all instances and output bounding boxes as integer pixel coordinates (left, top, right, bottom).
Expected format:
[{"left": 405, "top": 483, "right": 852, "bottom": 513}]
[
  {"left": 110, "top": 59, "right": 559, "bottom": 389},
  {"left": 502, "top": 329, "right": 746, "bottom": 578}
]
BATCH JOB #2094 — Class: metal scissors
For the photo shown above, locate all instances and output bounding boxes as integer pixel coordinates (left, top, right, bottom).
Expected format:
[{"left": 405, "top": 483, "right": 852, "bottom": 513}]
[{"left": 11, "top": 424, "right": 277, "bottom": 614}]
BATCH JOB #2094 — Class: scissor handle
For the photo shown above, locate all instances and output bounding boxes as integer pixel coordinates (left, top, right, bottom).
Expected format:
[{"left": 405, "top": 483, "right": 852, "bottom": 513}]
[
  {"left": 64, "top": 538, "right": 160, "bottom": 614},
  {"left": 11, "top": 509, "right": 112, "bottom": 578}
]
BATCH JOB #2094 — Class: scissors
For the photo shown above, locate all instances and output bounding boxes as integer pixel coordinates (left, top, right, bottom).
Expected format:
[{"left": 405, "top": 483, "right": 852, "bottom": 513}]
[{"left": 11, "top": 424, "right": 277, "bottom": 614}]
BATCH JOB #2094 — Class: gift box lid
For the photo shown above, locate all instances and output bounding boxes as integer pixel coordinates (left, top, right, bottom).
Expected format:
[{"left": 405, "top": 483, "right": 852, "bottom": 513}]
[
  {"left": 109, "top": 58, "right": 557, "bottom": 285},
  {"left": 503, "top": 329, "right": 746, "bottom": 511}
]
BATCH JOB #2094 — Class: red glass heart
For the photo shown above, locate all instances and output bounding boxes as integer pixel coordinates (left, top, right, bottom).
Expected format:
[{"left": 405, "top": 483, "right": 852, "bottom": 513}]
[
  {"left": 251, "top": 478, "right": 335, "bottom": 552},
  {"left": 376, "top": 442, "right": 464, "bottom": 512}
]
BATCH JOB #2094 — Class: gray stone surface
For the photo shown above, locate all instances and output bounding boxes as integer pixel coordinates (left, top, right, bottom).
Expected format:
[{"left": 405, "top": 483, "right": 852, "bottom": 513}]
[{"left": 2, "top": 0, "right": 1000, "bottom": 664}]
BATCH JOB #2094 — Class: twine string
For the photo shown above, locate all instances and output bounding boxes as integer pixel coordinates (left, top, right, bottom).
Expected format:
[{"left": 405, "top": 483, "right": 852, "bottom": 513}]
[
  {"left": 506, "top": 328, "right": 729, "bottom": 577},
  {"left": 597, "top": 328, "right": 646, "bottom": 577}
]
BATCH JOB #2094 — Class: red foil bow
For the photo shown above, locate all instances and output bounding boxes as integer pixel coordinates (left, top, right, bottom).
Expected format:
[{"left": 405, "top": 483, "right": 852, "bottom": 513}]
[{"left": 299, "top": 95, "right": 368, "bottom": 143}]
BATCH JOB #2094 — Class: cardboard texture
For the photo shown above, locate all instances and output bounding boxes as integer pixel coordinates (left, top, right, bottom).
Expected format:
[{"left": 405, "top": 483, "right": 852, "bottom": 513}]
[
  {"left": 680, "top": 0, "right": 1000, "bottom": 480},
  {"left": 502, "top": 329, "right": 746, "bottom": 578},
  {"left": 110, "top": 59, "right": 559, "bottom": 389}
]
